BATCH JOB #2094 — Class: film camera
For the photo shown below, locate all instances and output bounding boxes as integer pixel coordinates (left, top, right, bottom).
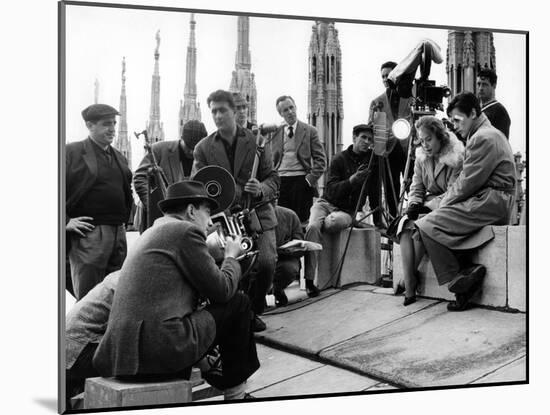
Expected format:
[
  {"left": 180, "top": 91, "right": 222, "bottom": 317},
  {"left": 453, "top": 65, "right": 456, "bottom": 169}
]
[
  {"left": 413, "top": 79, "right": 452, "bottom": 113},
  {"left": 193, "top": 166, "right": 262, "bottom": 263}
]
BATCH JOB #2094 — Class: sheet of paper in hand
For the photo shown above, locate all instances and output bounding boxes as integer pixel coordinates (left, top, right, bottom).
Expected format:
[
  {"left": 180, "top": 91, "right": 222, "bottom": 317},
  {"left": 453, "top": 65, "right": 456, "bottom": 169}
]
[{"left": 279, "top": 240, "right": 323, "bottom": 251}]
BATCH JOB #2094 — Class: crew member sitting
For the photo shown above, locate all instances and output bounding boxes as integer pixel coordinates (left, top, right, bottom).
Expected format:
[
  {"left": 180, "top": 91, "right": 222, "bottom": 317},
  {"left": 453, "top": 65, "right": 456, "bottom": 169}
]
[
  {"left": 304, "top": 123, "right": 375, "bottom": 296},
  {"left": 93, "top": 180, "right": 260, "bottom": 401},
  {"left": 272, "top": 204, "right": 304, "bottom": 307},
  {"left": 414, "top": 92, "right": 516, "bottom": 311}
]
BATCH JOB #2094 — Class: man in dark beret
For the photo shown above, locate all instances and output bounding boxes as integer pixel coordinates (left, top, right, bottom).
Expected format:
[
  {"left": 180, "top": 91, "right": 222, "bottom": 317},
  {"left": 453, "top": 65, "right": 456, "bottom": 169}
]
[
  {"left": 134, "top": 119, "right": 208, "bottom": 232},
  {"left": 66, "top": 104, "right": 133, "bottom": 300}
]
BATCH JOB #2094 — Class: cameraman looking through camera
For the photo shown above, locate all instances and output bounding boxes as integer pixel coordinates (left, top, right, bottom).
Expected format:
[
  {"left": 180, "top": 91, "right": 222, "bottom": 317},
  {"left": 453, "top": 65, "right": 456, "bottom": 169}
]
[{"left": 192, "top": 90, "right": 280, "bottom": 332}]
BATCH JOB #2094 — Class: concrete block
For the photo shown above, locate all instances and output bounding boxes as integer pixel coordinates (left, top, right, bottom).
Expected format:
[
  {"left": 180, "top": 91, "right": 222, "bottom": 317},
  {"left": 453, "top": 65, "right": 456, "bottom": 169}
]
[
  {"left": 339, "top": 228, "right": 380, "bottom": 287},
  {"left": 393, "top": 243, "right": 453, "bottom": 301},
  {"left": 393, "top": 226, "right": 512, "bottom": 308},
  {"left": 84, "top": 377, "right": 192, "bottom": 409},
  {"left": 507, "top": 225, "right": 527, "bottom": 311},
  {"left": 470, "top": 226, "right": 508, "bottom": 308},
  {"left": 317, "top": 228, "right": 380, "bottom": 289}
]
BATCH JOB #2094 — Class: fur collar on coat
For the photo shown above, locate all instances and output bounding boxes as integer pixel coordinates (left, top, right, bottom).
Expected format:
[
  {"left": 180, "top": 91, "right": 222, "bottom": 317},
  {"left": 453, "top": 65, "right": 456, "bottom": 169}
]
[{"left": 415, "top": 132, "right": 464, "bottom": 169}]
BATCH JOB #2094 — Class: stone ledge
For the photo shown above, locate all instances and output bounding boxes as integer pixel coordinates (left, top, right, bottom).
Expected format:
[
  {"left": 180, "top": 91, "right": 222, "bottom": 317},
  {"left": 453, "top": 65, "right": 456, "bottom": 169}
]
[
  {"left": 317, "top": 227, "right": 380, "bottom": 290},
  {"left": 84, "top": 376, "right": 193, "bottom": 409},
  {"left": 393, "top": 225, "right": 526, "bottom": 310}
]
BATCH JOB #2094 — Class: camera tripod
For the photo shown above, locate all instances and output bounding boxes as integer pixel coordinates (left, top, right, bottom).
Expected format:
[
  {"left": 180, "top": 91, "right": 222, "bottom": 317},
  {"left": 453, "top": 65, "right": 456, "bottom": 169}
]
[{"left": 333, "top": 144, "right": 403, "bottom": 286}]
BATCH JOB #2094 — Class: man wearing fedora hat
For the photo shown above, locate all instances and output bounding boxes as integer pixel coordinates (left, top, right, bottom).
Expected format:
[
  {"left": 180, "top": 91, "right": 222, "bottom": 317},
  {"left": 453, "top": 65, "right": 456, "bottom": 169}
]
[
  {"left": 134, "top": 119, "right": 209, "bottom": 232},
  {"left": 192, "top": 89, "right": 280, "bottom": 332},
  {"left": 66, "top": 103, "right": 133, "bottom": 300},
  {"left": 93, "top": 180, "right": 260, "bottom": 401}
]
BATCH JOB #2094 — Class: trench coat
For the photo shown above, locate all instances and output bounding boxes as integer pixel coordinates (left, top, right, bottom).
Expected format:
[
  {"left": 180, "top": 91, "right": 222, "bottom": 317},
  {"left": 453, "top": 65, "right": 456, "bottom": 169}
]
[
  {"left": 415, "top": 114, "right": 516, "bottom": 250},
  {"left": 408, "top": 132, "right": 464, "bottom": 211},
  {"left": 191, "top": 126, "right": 280, "bottom": 231},
  {"left": 133, "top": 140, "right": 189, "bottom": 206},
  {"left": 92, "top": 217, "right": 242, "bottom": 376}
]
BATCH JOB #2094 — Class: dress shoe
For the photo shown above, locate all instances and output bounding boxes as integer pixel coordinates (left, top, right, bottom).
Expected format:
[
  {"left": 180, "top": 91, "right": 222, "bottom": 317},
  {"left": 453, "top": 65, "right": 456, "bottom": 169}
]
[
  {"left": 403, "top": 295, "right": 417, "bottom": 306},
  {"left": 305, "top": 279, "right": 320, "bottom": 298},
  {"left": 447, "top": 293, "right": 470, "bottom": 311},
  {"left": 273, "top": 288, "right": 288, "bottom": 307},
  {"left": 252, "top": 315, "right": 266, "bottom": 332},
  {"left": 448, "top": 264, "right": 486, "bottom": 294}
]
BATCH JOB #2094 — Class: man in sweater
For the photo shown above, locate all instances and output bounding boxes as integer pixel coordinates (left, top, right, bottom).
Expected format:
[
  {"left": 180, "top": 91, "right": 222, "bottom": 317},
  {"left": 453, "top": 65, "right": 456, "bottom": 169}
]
[{"left": 477, "top": 68, "right": 511, "bottom": 139}]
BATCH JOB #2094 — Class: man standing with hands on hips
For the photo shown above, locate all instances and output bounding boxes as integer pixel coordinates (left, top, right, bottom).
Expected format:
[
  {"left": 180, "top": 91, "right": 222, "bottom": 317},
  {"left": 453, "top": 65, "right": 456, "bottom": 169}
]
[{"left": 66, "top": 104, "right": 133, "bottom": 300}]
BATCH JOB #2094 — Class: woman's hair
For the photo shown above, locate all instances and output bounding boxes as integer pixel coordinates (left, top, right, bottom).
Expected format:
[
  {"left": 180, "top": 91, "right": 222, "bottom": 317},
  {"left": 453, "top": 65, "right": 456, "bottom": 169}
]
[{"left": 414, "top": 115, "right": 450, "bottom": 149}]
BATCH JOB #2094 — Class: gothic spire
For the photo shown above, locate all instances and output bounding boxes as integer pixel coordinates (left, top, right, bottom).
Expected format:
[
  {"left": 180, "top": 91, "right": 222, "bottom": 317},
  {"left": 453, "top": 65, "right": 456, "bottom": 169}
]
[
  {"left": 115, "top": 57, "right": 131, "bottom": 167},
  {"left": 147, "top": 30, "right": 165, "bottom": 142},
  {"left": 179, "top": 13, "right": 202, "bottom": 135},
  {"left": 235, "top": 16, "right": 251, "bottom": 70},
  {"left": 229, "top": 16, "right": 257, "bottom": 124}
]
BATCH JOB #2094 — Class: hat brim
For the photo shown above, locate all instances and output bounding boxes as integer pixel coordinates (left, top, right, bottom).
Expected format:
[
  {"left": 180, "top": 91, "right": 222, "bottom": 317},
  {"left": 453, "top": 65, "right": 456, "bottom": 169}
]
[{"left": 158, "top": 196, "right": 219, "bottom": 214}]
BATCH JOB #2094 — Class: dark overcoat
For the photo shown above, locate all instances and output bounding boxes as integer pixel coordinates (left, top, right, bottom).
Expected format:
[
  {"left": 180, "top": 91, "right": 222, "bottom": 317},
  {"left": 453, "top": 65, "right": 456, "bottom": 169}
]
[
  {"left": 92, "top": 217, "right": 242, "bottom": 376},
  {"left": 133, "top": 140, "right": 188, "bottom": 205},
  {"left": 192, "top": 126, "right": 280, "bottom": 231},
  {"left": 415, "top": 114, "right": 516, "bottom": 249},
  {"left": 66, "top": 138, "right": 133, "bottom": 224},
  {"left": 269, "top": 120, "right": 326, "bottom": 196}
]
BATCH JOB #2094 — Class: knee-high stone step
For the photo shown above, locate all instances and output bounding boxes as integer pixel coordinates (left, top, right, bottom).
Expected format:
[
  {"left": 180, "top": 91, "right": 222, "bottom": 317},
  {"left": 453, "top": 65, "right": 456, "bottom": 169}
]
[{"left": 393, "top": 225, "right": 526, "bottom": 311}]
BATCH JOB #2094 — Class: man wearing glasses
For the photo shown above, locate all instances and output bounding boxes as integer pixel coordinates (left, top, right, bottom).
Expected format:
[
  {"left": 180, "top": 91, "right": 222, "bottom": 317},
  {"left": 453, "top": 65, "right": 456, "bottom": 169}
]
[{"left": 414, "top": 92, "right": 516, "bottom": 311}]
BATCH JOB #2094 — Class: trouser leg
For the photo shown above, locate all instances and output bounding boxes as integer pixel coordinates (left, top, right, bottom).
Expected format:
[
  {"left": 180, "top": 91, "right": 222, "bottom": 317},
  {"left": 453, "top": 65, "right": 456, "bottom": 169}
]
[
  {"left": 273, "top": 256, "right": 301, "bottom": 290},
  {"left": 417, "top": 228, "right": 460, "bottom": 285},
  {"left": 105, "top": 225, "right": 127, "bottom": 275},
  {"left": 248, "top": 229, "right": 277, "bottom": 315},
  {"left": 279, "top": 176, "right": 314, "bottom": 223},
  {"left": 204, "top": 292, "right": 260, "bottom": 390},
  {"left": 66, "top": 343, "right": 99, "bottom": 406},
  {"left": 69, "top": 225, "right": 122, "bottom": 300},
  {"left": 304, "top": 200, "right": 331, "bottom": 281}
]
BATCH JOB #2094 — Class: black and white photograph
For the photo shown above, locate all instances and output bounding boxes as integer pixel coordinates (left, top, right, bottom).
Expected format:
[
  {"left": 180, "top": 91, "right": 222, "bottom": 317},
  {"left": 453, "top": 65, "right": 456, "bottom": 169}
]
[
  {"left": 58, "top": 0, "right": 530, "bottom": 412},
  {"left": 6, "top": 0, "right": 547, "bottom": 414}
]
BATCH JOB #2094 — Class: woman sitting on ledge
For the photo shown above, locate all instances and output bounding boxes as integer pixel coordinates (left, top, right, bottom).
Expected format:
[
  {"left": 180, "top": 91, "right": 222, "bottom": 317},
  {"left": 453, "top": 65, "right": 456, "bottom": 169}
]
[{"left": 393, "top": 115, "right": 464, "bottom": 306}]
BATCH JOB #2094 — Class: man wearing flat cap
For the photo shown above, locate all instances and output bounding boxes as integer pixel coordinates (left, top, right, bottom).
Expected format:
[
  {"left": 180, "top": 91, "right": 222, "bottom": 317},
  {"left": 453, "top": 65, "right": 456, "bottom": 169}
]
[
  {"left": 134, "top": 119, "right": 208, "bottom": 231},
  {"left": 303, "top": 124, "right": 375, "bottom": 294},
  {"left": 66, "top": 104, "right": 133, "bottom": 300},
  {"left": 94, "top": 180, "right": 259, "bottom": 401}
]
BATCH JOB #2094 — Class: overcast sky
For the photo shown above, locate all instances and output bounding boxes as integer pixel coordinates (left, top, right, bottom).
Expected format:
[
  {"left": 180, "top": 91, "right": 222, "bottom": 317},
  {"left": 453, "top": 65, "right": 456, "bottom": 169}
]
[{"left": 64, "top": 4, "right": 526, "bottom": 171}]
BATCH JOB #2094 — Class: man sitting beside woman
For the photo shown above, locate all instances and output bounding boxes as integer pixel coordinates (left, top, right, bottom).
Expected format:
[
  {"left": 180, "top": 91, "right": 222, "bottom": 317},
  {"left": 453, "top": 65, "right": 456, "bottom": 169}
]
[{"left": 394, "top": 92, "right": 516, "bottom": 311}]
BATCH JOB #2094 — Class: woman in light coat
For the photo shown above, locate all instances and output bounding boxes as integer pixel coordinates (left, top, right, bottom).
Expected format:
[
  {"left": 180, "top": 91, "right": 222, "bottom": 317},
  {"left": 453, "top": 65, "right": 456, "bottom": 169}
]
[{"left": 397, "top": 116, "right": 464, "bottom": 305}]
